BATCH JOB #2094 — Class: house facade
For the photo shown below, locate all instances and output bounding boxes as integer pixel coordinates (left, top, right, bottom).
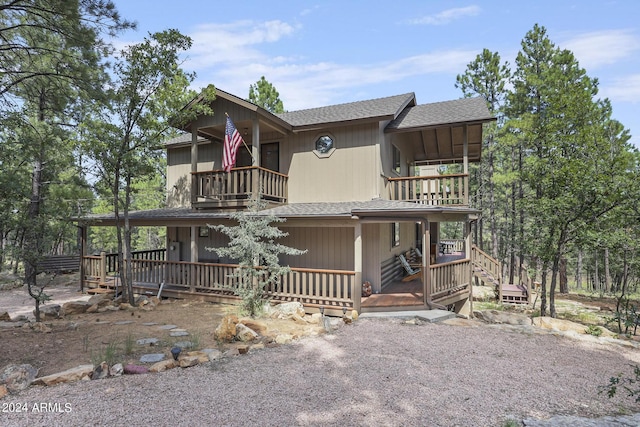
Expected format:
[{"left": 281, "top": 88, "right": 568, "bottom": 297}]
[{"left": 80, "top": 88, "right": 495, "bottom": 316}]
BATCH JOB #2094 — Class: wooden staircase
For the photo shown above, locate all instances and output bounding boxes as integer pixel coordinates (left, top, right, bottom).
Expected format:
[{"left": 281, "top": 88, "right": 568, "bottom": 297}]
[{"left": 471, "top": 246, "right": 530, "bottom": 304}]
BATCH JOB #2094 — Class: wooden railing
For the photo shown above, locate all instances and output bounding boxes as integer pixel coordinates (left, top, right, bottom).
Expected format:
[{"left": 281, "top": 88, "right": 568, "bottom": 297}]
[
  {"left": 439, "top": 239, "right": 465, "bottom": 254},
  {"left": 192, "top": 166, "right": 288, "bottom": 207},
  {"left": 83, "top": 254, "right": 355, "bottom": 309},
  {"left": 388, "top": 173, "right": 469, "bottom": 206},
  {"left": 83, "top": 249, "right": 166, "bottom": 287},
  {"left": 471, "top": 245, "right": 502, "bottom": 298},
  {"left": 430, "top": 259, "right": 471, "bottom": 299}
]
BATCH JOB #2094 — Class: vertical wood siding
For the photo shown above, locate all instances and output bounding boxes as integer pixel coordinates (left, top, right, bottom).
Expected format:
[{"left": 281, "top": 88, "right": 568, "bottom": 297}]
[{"left": 278, "top": 227, "right": 354, "bottom": 271}]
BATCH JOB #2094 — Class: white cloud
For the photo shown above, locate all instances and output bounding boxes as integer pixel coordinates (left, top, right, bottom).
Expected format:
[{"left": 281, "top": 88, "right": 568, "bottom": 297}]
[
  {"left": 409, "top": 5, "right": 481, "bottom": 26},
  {"left": 562, "top": 29, "right": 639, "bottom": 70},
  {"left": 600, "top": 74, "right": 640, "bottom": 103}
]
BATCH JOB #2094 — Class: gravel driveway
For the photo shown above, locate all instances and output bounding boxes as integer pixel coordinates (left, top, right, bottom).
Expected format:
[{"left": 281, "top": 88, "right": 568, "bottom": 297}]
[{"left": 2, "top": 317, "right": 639, "bottom": 426}]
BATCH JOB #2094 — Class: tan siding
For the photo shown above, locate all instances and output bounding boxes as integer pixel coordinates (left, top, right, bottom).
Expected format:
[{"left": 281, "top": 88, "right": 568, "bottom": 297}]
[
  {"left": 166, "top": 142, "right": 222, "bottom": 208},
  {"left": 279, "top": 227, "right": 354, "bottom": 270},
  {"left": 283, "top": 123, "right": 382, "bottom": 203}
]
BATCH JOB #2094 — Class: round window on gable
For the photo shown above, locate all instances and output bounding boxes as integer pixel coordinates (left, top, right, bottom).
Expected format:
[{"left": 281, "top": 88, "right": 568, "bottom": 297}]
[{"left": 315, "top": 135, "right": 333, "bottom": 154}]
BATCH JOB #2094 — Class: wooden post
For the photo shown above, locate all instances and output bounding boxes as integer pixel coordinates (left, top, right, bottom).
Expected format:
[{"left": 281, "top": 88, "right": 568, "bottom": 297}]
[
  {"left": 100, "top": 251, "right": 106, "bottom": 286},
  {"left": 463, "top": 124, "right": 469, "bottom": 205},
  {"left": 190, "top": 225, "right": 197, "bottom": 293},
  {"left": 353, "top": 222, "right": 362, "bottom": 313},
  {"left": 79, "top": 225, "right": 86, "bottom": 292},
  {"left": 422, "top": 218, "right": 431, "bottom": 307},
  {"left": 465, "top": 218, "right": 473, "bottom": 316},
  {"left": 191, "top": 129, "right": 199, "bottom": 205}
]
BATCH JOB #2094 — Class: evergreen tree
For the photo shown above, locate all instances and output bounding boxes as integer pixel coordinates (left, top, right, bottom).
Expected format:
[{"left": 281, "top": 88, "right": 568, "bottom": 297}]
[
  {"left": 208, "top": 197, "right": 306, "bottom": 317},
  {"left": 248, "top": 76, "right": 285, "bottom": 113}
]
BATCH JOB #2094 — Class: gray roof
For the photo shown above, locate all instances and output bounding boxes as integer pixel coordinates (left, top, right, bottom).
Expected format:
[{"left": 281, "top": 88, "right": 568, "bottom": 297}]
[
  {"left": 163, "top": 133, "right": 210, "bottom": 147},
  {"left": 386, "top": 97, "right": 493, "bottom": 131},
  {"left": 275, "top": 93, "right": 416, "bottom": 128}
]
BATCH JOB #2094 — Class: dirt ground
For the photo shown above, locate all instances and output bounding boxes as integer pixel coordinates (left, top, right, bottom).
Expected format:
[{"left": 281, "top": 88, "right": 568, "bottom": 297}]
[{"left": 0, "top": 272, "right": 320, "bottom": 377}]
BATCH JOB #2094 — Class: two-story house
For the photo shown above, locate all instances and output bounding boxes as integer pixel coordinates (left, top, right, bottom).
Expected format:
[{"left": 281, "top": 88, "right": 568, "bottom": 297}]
[{"left": 80, "top": 88, "right": 498, "bottom": 316}]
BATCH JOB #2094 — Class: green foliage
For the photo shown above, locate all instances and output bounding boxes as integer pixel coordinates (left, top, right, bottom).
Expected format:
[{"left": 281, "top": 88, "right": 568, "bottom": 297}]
[
  {"left": 207, "top": 196, "right": 306, "bottom": 317},
  {"left": 600, "top": 365, "right": 640, "bottom": 402},
  {"left": 248, "top": 76, "right": 285, "bottom": 113},
  {"left": 585, "top": 325, "right": 603, "bottom": 337}
]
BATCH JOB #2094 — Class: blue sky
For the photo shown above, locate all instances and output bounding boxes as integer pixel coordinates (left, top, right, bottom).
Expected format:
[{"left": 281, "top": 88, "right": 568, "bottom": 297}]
[{"left": 111, "top": 0, "right": 640, "bottom": 147}]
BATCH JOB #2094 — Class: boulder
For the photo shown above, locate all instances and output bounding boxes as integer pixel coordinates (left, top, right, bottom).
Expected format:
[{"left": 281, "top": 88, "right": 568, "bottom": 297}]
[
  {"left": 0, "top": 311, "right": 10, "bottom": 321},
  {"left": 88, "top": 294, "right": 112, "bottom": 308},
  {"left": 0, "top": 364, "right": 38, "bottom": 393},
  {"left": 222, "top": 348, "right": 240, "bottom": 357},
  {"left": 239, "top": 319, "right": 268, "bottom": 335},
  {"left": 235, "top": 323, "right": 259, "bottom": 342},
  {"left": 32, "top": 365, "right": 93, "bottom": 386},
  {"left": 203, "top": 348, "right": 223, "bottom": 361},
  {"left": 86, "top": 304, "right": 99, "bottom": 313},
  {"left": 185, "top": 351, "right": 210, "bottom": 364},
  {"left": 178, "top": 356, "right": 200, "bottom": 368},
  {"left": 62, "top": 300, "right": 92, "bottom": 316},
  {"left": 123, "top": 364, "right": 149, "bottom": 375},
  {"left": 140, "top": 354, "right": 165, "bottom": 363},
  {"left": 214, "top": 314, "right": 238, "bottom": 342},
  {"left": 268, "top": 302, "right": 305, "bottom": 319},
  {"left": 110, "top": 363, "right": 123, "bottom": 377},
  {"left": 31, "top": 322, "right": 52, "bottom": 333},
  {"left": 275, "top": 334, "right": 294, "bottom": 345},
  {"left": 35, "top": 304, "right": 61, "bottom": 320},
  {"left": 149, "top": 359, "right": 178, "bottom": 373},
  {"left": 91, "top": 362, "right": 110, "bottom": 380},
  {"left": 474, "top": 310, "right": 531, "bottom": 326}
]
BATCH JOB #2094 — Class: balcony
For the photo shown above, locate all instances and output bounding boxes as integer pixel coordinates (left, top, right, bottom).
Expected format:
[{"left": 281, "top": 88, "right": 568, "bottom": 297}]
[
  {"left": 388, "top": 173, "right": 469, "bottom": 206},
  {"left": 191, "top": 166, "right": 288, "bottom": 209}
]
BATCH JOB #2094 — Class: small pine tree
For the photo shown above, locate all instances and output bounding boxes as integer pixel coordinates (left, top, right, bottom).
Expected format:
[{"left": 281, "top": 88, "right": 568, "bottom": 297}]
[{"left": 207, "top": 196, "right": 306, "bottom": 317}]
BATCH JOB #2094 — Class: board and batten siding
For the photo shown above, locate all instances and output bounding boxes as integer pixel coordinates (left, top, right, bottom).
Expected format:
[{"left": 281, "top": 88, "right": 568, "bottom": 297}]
[
  {"left": 278, "top": 227, "right": 354, "bottom": 271},
  {"left": 166, "top": 142, "right": 221, "bottom": 208},
  {"left": 282, "top": 123, "right": 383, "bottom": 203}
]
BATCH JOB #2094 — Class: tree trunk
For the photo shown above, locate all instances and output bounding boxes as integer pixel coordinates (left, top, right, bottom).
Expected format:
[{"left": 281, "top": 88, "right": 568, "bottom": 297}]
[
  {"left": 559, "top": 257, "right": 568, "bottom": 293},
  {"left": 594, "top": 252, "right": 600, "bottom": 294},
  {"left": 576, "top": 250, "right": 583, "bottom": 289},
  {"left": 604, "top": 247, "right": 612, "bottom": 293}
]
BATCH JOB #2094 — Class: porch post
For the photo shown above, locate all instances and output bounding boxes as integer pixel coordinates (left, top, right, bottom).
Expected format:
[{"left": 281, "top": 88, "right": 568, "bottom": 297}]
[
  {"left": 353, "top": 222, "right": 362, "bottom": 313},
  {"left": 422, "top": 218, "right": 431, "bottom": 307},
  {"left": 252, "top": 117, "right": 260, "bottom": 199},
  {"left": 463, "top": 124, "right": 469, "bottom": 205},
  {"left": 465, "top": 217, "right": 473, "bottom": 315},
  {"left": 79, "top": 225, "right": 86, "bottom": 292},
  {"left": 191, "top": 128, "right": 199, "bottom": 206},
  {"left": 190, "top": 225, "right": 198, "bottom": 293}
]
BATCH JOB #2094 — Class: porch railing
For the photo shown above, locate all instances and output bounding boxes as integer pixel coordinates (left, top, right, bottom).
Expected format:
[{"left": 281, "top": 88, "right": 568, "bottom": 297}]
[
  {"left": 388, "top": 173, "right": 469, "bottom": 206},
  {"left": 430, "top": 259, "right": 471, "bottom": 299},
  {"left": 192, "top": 166, "right": 288, "bottom": 207},
  {"left": 82, "top": 254, "right": 355, "bottom": 309}
]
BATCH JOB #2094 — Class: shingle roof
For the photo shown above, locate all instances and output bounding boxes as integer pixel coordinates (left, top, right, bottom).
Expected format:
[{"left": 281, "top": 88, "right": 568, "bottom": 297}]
[
  {"left": 163, "top": 133, "right": 210, "bottom": 147},
  {"left": 275, "top": 93, "right": 416, "bottom": 128},
  {"left": 386, "top": 97, "right": 493, "bottom": 131}
]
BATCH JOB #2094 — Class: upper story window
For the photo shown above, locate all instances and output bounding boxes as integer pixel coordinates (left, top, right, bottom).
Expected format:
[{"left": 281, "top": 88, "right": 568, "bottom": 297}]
[
  {"left": 392, "top": 144, "right": 401, "bottom": 175},
  {"left": 313, "top": 134, "right": 336, "bottom": 158}
]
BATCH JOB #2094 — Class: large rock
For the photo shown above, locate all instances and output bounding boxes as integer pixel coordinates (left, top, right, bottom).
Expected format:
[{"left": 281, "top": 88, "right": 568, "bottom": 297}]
[
  {"left": 239, "top": 319, "right": 268, "bottom": 335},
  {"left": 473, "top": 310, "right": 531, "bottom": 326},
  {"left": 214, "top": 314, "right": 238, "bottom": 342},
  {"left": 123, "top": 364, "right": 149, "bottom": 375},
  {"left": 0, "top": 311, "right": 10, "bottom": 321},
  {"left": 35, "top": 304, "right": 61, "bottom": 320},
  {"left": 110, "top": 363, "right": 123, "bottom": 377},
  {"left": 91, "top": 362, "right": 110, "bottom": 380},
  {"left": 0, "top": 364, "right": 38, "bottom": 393},
  {"left": 185, "top": 351, "right": 210, "bottom": 364},
  {"left": 149, "top": 359, "right": 178, "bottom": 373},
  {"left": 235, "top": 323, "right": 259, "bottom": 342},
  {"left": 179, "top": 356, "right": 200, "bottom": 368},
  {"left": 62, "top": 300, "right": 92, "bottom": 315},
  {"left": 268, "top": 302, "right": 305, "bottom": 319},
  {"left": 532, "top": 316, "right": 614, "bottom": 336},
  {"left": 32, "top": 365, "right": 93, "bottom": 386},
  {"left": 88, "top": 293, "right": 112, "bottom": 308}
]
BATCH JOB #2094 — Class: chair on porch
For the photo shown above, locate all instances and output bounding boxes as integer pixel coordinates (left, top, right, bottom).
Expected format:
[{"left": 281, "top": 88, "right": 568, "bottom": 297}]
[{"left": 398, "top": 254, "right": 421, "bottom": 282}]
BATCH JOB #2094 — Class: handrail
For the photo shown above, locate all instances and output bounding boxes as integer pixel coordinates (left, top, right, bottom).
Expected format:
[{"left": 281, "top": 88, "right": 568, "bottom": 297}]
[{"left": 388, "top": 173, "right": 469, "bottom": 206}]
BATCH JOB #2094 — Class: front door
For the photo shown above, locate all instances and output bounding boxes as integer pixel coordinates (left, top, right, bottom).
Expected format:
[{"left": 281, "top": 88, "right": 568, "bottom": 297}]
[{"left": 235, "top": 142, "right": 279, "bottom": 172}]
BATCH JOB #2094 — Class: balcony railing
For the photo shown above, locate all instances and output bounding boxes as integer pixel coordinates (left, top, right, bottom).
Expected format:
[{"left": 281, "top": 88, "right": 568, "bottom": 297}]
[
  {"left": 192, "top": 166, "right": 288, "bottom": 208},
  {"left": 388, "top": 173, "right": 469, "bottom": 206}
]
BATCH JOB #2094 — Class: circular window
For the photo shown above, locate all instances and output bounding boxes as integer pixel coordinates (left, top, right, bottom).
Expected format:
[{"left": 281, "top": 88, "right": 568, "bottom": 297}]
[{"left": 315, "top": 135, "right": 334, "bottom": 154}]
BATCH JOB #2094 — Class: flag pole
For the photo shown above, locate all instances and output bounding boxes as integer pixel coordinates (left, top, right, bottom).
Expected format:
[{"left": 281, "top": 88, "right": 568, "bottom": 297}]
[{"left": 225, "top": 112, "right": 256, "bottom": 162}]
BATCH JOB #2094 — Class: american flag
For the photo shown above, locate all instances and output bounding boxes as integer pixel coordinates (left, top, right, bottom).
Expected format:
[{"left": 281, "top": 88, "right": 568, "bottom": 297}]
[{"left": 223, "top": 116, "right": 244, "bottom": 172}]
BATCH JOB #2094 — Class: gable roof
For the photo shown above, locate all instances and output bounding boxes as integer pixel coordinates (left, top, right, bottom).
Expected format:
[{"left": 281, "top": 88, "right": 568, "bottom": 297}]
[
  {"left": 275, "top": 93, "right": 416, "bottom": 130},
  {"left": 385, "top": 97, "right": 493, "bottom": 132}
]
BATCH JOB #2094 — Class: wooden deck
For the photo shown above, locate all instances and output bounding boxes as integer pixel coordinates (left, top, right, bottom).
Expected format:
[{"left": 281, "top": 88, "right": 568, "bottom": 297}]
[{"left": 361, "top": 280, "right": 424, "bottom": 310}]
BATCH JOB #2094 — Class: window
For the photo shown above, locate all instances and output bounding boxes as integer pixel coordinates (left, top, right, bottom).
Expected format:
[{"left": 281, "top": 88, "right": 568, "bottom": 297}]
[
  {"left": 313, "top": 133, "right": 336, "bottom": 158},
  {"left": 391, "top": 222, "right": 400, "bottom": 247},
  {"left": 392, "top": 144, "right": 401, "bottom": 175}
]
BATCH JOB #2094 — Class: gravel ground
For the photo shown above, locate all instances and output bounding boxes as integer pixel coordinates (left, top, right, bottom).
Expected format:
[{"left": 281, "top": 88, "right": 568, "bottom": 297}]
[{"left": 2, "top": 317, "right": 640, "bottom": 426}]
